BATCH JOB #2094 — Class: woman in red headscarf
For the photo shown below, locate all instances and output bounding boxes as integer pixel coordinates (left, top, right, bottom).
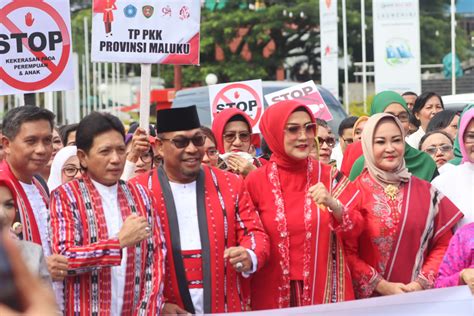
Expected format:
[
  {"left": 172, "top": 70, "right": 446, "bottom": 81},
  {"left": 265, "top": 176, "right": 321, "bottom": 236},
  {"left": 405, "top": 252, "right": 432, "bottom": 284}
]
[
  {"left": 245, "top": 100, "right": 355, "bottom": 310},
  {"left": 212, "top": 108, "right": 266, "bottom": 177}
]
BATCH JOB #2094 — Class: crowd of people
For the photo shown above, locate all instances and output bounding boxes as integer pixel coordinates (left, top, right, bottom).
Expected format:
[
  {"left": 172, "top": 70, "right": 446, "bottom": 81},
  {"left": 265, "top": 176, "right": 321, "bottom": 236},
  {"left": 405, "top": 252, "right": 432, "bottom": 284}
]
[{"left": 0, "top": 89, "right": 472, "bottom": 315}]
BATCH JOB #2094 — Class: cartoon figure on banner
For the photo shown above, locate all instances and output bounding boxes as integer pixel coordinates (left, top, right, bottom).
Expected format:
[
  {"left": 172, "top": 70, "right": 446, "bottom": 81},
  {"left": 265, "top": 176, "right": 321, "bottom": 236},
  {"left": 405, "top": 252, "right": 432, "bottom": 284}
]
[
  {"left": 162, "top": 5, "right": 172, "bottom": 17},
  {"left": 179, "top": 6, "right": 190, "bottom": 20},
  {"left": 93, "top": 0, "right": 117, "bottom": 35}
]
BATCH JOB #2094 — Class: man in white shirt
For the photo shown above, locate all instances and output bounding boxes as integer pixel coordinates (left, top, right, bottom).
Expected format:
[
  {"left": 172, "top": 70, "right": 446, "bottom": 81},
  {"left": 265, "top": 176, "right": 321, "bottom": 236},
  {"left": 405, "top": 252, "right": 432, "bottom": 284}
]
[{"left": 49, "top": 112, "right": 166, "bottom": 315}]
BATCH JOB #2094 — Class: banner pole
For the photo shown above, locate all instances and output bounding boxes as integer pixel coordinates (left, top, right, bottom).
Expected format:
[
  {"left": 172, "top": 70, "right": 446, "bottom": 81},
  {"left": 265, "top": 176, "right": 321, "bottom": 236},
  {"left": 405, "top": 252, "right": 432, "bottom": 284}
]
[
  {"left": 450, "top": 0, "right": 456, "bottom": 95},
  {"left": 139, "top": 64, "right": 152, "bottom": 131},
  {"left": 361, "top": 0, "right": 367, "bottom": 114},
  {"left": 84, "top": 17, "right": 91, "bottom": 115},
  {"left": 342, "top": 0, "right": 350, "bottom": 114}
]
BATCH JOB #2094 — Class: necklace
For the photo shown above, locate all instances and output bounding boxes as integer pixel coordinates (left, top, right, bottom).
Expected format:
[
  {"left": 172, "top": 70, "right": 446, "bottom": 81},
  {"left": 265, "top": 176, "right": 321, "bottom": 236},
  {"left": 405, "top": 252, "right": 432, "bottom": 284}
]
[{"left": 384, "top": 184, "right": 399, "bottom": 201}]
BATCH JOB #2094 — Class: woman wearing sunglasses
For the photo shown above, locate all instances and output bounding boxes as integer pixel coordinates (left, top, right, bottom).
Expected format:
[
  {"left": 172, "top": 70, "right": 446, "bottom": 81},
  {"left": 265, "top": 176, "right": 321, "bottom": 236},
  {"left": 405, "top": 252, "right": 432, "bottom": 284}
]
[
  {"left": 212, "top": 108, "right": 266, "bottom": 177},
  {"left": 312, "top": 119, "right": 337, "bottom": 166},
  {"left": 419, "top": 131, "right": 454, "bottom": 173},
  {"left": 245, "top": 100, "right": 355, "bottom": 310}
]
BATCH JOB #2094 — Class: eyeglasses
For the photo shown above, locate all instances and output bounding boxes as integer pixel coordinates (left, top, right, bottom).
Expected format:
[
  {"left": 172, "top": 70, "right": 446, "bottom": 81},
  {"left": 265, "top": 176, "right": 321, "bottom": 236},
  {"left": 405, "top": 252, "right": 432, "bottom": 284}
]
[
  {"left": 205, "top": 148, "right": 219, "bottom": 158},
  {"left": 342, "top": 137, "right": 354, "bottom": 144},
  {"left": 139, "top": 152, "right": 153, "bottom": 163},
  {"left": 386, "top": 112, "right": 410, "bottom": 123},
  {"left": 317, "top": 136, "right": 336, "bottom": 148},
  {"left": 160, "top": 134, "right": 206, "bottom": 149},
  {"left": 424, "top": 144, "right": 453, "bottom": 156},
  {"left": 223, "top": 132, "right": 251, "bottom": 143},
  {"left": 285, "top": 123, "right": 317, "bottom": 137},
  {"left": 62, "top": 167, "right": 83, "bottom": 177}
]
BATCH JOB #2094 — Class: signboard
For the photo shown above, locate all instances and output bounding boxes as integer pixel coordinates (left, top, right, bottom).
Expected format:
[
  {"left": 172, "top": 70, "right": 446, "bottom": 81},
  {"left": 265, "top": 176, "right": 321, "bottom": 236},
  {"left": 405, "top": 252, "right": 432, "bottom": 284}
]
[
  {"left": 209, "top": 79, "right": 264, "bottom": 133},
  {"left": 213, "top": 286, "right": 473, "bottom": 316},
  {"left": 0, "top": 0, "right": 74, "bottom": 96},
  {"left": 320, "top": 0, "right": 339, "bottom": 98},
  {"left": 91, "top": 0, "right": 201, "bottom": 65},
  {"left": 264, "top": 81, "right": 333, "bottom": 121},
  {"left": 373, "top": 0, "right": 421, "bottom": 94}
]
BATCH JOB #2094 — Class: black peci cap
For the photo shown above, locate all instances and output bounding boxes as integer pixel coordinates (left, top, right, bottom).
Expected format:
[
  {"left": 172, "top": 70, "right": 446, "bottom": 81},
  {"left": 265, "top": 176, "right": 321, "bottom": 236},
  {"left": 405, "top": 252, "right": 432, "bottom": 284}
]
[{"left": 156, "top": 105, "right": 201, "bottom": 133}]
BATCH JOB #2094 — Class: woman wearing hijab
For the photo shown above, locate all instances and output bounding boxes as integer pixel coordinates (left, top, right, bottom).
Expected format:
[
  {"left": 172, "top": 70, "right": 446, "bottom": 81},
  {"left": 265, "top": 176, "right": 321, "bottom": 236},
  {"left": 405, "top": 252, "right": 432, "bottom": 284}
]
[
  {"left": 348, "top": 91, "right": 438, "bottom": 182},
  {"left": 447, "top": 104, "right": 474, "bottom": 166},
  {"left": 342, "top": 113, "right": 462, "bottom": 299},
  {"left": 432, "top": 108, "right": 474, "bottom": 229},
  {"left": 47, "top": 146, "right": 82, "bottom": 191},
  {"left": 340, "top": 116, "right": 369, "bottom": 176},
  {"left": 245, "top": 100, "right": 355, "bottom": 309},
  {"left": 212, "top": 108, "right": 266, "bottom": 177}
]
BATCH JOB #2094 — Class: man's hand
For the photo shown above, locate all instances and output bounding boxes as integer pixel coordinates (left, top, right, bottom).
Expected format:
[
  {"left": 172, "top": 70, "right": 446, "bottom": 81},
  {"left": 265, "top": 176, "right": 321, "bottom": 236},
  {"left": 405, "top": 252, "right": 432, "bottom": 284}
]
[
  {"left": 118, "top": 214, "right": 151, "bottom": 248},
  {"left": 224, "top": 246, "right": 252, "bottom": 273},
  {"left": 46, "top": 254, "right": 68, "bottom": 281},
  {"left": 375, "top": 279, "right": 410, "bottom": 296},
  {"left": 126, "top": 128, "right": 150, "bottom": 163},
  {"left": 161, "top": 303, "right": 191, "bottom": 315}
]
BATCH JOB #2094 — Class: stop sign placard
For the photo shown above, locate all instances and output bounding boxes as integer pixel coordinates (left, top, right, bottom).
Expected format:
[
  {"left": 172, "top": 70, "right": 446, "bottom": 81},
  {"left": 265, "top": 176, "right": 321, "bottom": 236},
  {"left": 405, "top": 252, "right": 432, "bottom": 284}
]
[
  {"left": 209, "top": 79, "right": 264, "bottom": 133},
  {"left": 0, "top": 0, "right": 74, "bottom": 95}
]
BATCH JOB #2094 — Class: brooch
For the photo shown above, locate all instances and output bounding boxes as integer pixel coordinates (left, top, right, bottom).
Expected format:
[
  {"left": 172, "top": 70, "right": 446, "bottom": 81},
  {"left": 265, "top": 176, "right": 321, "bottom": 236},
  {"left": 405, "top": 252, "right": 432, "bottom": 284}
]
[{"left": 384, "top": 184, "right": 399, "bottom": 201}]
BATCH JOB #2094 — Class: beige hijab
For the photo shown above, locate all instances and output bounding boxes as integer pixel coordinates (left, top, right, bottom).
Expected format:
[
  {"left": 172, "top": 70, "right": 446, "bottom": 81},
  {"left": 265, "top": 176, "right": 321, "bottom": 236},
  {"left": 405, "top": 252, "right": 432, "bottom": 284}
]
[{"left": 361, "top": 113, "right": 411, "bottom": 186}]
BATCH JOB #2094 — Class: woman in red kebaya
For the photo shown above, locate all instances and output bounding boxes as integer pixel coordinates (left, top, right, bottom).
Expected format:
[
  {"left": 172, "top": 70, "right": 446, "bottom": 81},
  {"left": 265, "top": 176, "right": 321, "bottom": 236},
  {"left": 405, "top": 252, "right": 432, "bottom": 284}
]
[
  {"left": 245, "top": 100, "right": 355, "bottom": 309},
  {"left": 342, "top": 113, "right": 462, "bottom": 299}
]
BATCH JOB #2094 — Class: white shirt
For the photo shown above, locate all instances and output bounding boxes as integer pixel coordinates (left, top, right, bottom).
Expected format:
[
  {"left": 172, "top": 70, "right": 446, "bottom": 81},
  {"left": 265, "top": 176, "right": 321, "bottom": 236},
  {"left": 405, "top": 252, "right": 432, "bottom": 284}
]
[
  {"left": 20, "top": 181, "right": 65, "bottom": 310},
  {"left": 432, "top": 163, "right": 474, "bottom": 230},
  {"left": 91, "top": 179, "right": 127, "bottom": 316},
  {"left": 169, "top": 181, "right": 257, "bottom": 314},
  {"left": 20, "top": 181, "right": 51, "bottom": 256}
]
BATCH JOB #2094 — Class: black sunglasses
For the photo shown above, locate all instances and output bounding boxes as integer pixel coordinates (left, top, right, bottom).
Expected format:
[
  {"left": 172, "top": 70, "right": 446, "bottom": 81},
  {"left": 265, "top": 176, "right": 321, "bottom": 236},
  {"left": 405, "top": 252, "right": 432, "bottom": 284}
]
[{"left": 160, "top": 134, "right": 207, "bottom": 149}]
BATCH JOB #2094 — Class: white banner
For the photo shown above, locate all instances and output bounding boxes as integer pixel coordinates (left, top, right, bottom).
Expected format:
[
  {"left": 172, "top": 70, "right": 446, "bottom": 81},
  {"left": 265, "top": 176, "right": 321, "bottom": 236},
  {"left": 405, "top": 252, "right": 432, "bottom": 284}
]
[
  {"left": 0, "top": 0, "right": 74, "bottom": 96},
  {"left": 320, "top": 0, "right": 339, "bottom": 99},
  {"left": 91, "top": 0, "right": 200, "bottom": 65},
  {"left": 214, "top": 286, "right": 473, "bottom": 316},
  {"left": 208, "top": 79, "right": 264, "bottom": 133},
  {"left": 373, "top": 0, "right": 421, "bottom": 94}
]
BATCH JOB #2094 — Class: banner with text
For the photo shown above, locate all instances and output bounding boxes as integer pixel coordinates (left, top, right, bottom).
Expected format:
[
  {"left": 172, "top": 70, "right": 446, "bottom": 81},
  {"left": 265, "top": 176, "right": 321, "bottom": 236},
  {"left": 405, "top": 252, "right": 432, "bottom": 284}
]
[
  {"left": 91, "top": 0, "right": 200, "bottom": 64},
  {"left": 0, "top": 0, "right": 74, "bottom": 95},
  {"left": 209, "top": 79, "right": 264, "bottom": 133},
  {"left": 320, "top": 0, "right": 339, "bottom": 98},
  {"left": 264, "top": 81, "right": 333, "bottom": 121},
  {"left": 373, "top": 0, "right": 421, "bottom": 94}
]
